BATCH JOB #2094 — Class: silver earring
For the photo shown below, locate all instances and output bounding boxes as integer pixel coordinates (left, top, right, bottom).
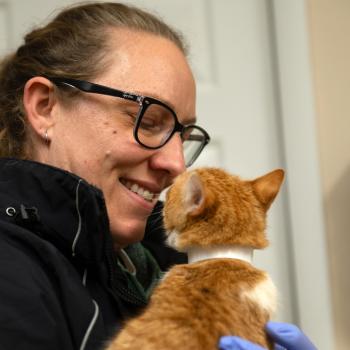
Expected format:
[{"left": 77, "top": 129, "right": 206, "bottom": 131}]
[{"left": 44, "top": 130, "right": 49, "bottom": 144}]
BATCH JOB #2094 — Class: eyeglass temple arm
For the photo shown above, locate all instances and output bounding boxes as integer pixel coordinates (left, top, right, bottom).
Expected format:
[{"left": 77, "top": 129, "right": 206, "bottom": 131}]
[
  {"left": 185, "top": 134, "right": 210, "bottom": 145},
  {"left": 49, "top": 77, "right": 140, "bottom": 103}
]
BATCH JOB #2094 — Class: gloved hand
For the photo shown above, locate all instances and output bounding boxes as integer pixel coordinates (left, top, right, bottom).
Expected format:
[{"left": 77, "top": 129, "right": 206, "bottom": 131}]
[
  {"left": 265, "top": 322, "right": 317, "bottom": 350},
  {"left": 219, "top": 336, "right": 265, "bottom": 350},
  {"left": 218, "top": 322, "right": 317, "bottom": 350}
]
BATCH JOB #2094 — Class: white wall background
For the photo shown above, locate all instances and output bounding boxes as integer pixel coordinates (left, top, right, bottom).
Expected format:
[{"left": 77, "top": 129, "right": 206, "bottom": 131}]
[{"left": 0, "top": 0, "right": 335, "bottom": 348}]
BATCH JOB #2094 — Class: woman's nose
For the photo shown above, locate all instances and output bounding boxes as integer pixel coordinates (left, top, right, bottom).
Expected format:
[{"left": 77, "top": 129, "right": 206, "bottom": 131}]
[{"left": 149, "top": 133, "right": 186, "bottom": 177}]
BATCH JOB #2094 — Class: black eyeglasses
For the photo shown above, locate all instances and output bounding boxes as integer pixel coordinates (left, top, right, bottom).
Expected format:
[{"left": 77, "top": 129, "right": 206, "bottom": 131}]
[{"left": 47, "top": 77, "right": 210, "bottom": 167}]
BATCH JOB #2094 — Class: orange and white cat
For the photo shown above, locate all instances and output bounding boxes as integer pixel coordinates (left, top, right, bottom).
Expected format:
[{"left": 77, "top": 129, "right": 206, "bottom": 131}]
[{"left": 107, "top": 167, "right": 284, "bottom": 350}]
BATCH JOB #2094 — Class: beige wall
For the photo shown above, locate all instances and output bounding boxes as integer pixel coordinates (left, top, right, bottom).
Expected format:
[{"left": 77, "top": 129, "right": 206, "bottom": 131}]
[{"left": 307, "top": 1, "right": 350, "bottom": 349}]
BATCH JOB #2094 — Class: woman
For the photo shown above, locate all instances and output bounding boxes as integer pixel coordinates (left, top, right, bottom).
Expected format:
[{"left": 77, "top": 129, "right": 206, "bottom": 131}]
[{"left": 0, "top": 2, "right": 315, "bottom": 350}]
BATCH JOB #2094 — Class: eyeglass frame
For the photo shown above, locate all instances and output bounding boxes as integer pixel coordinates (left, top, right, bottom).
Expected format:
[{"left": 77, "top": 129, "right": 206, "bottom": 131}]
[{"left": 46, "top": 76, "right": 210, "bottom": 167}]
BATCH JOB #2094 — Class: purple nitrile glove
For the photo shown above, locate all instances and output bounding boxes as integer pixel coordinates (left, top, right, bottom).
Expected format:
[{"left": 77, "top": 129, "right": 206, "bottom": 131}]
[
  {"left": 265, "top": 321, "right": 317, "bottom": 350},
  {"left": 218, "top": 322, "right": 317, "bottom": 350},
  {"left": 219, "top": 336, "right": 265, "bottom": 350}
]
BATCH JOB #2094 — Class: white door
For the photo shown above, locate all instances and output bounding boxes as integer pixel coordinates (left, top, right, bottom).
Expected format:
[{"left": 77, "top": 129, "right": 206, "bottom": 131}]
[{"left": 1, "top": 0, "right": 334, "bottom": 348}]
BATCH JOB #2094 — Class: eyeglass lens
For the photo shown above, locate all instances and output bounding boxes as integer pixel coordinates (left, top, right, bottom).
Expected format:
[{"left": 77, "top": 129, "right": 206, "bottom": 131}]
[
  {"left": 136, "top": 103, "right": 206, "bottom": 167},
  {"left": 136, "top": 103, "right": 175, "bottom": 148},
  {"left": 182, "top": 126, "right": 206, "bottom": 167}
]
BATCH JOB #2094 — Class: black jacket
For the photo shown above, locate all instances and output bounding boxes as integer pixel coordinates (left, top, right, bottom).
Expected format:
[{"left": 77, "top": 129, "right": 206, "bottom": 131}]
[{"left": 0, "top": 158, "right": 186, "bottom": 350}]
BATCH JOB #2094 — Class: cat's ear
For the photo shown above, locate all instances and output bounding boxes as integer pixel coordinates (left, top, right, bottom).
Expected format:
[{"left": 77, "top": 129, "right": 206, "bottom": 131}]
[
  {"left": 252, "top": 169, "right": 284, "bottom": 210},
  {"left": 183, "top": 172, "right": 212, "bottom": 217}
]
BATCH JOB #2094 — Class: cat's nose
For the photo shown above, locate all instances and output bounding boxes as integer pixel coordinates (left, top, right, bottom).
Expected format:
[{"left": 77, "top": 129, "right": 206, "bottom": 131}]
[{"left": 149, "top": 133, "right": 186, "bottom": 177}]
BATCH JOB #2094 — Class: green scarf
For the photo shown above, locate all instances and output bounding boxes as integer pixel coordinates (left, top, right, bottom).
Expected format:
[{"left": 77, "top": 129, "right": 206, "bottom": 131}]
[{"left": 116, "top": 243, "right": 164, "bottom": 304}]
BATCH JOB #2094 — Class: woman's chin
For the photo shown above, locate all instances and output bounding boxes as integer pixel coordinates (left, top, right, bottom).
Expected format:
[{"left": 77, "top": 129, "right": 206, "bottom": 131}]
[{"left": 110, "top": 222, "right": 146, "bottom": 249}]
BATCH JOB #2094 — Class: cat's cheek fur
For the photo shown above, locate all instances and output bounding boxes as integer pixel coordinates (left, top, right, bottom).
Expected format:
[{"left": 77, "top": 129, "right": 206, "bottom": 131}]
[
  {"left": 240, "top": 274, "right": 278, "bottom": 318},
  {"left": 165, "top": 229, "right": 180, "bottom": 250}
]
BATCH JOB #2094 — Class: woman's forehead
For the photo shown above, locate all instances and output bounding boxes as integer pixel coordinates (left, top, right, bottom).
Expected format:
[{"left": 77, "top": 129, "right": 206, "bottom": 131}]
[
  {"left": 106, "top": 32, "right": 191, "bottom": 82},
  {"left": 101, "top": 29, "right": 196, "bottom": 122}
]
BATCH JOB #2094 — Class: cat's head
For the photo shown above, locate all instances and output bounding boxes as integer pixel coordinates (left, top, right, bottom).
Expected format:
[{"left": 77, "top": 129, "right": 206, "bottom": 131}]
[{"left": 163, "top": 167, "right": 284, "bottom": 252}]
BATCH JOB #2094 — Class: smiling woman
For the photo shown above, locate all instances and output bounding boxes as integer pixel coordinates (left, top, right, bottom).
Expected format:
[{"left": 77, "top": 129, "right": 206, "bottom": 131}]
[{"left": 0, "top": 2, "right": 208, "bottom": 349}]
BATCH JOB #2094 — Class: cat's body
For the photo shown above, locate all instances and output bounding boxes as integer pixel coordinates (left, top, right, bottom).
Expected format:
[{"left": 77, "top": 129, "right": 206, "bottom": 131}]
[{"left": 107, "top": 167, "right": 284, "bottom": 350}]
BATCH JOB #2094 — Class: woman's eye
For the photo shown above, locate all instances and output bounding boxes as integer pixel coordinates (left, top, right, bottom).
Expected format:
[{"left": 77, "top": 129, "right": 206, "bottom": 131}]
[
  {"left": 140, "top": 116, "right": 162, "bottom": 133},
  {"left": 126, "top": 111, "right": 136, "bottom": 119},
  {"left": 118, "top": 101, "right": 139, "bottom": 118},
  {"left": 141, "top": 115, "right": 156, "bottom": 126},
  {"left": 119, "top": 108, "right": 138, "bottom": 122},
  {"left": 140, "top": 117, "right": 159, "bottom": 130}
]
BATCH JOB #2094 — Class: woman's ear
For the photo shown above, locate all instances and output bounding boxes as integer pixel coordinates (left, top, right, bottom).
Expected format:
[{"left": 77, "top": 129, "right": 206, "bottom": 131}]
[{"left": 23, "top": 76, "right": 56, "bottom": 141}]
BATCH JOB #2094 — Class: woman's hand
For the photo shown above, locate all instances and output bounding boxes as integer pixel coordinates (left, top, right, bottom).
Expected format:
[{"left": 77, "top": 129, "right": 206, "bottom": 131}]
[{"left": 218, "top": 322, "right": 317, "bottom": 350}]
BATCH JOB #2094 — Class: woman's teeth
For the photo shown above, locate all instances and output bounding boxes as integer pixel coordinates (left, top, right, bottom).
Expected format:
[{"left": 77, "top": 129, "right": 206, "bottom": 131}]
[{"left": 121, "top": 179, "right": 157, "bottom": 202}]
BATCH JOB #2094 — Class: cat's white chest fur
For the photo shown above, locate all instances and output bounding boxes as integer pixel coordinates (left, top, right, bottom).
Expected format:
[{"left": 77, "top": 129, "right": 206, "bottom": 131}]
[{"left": 240, "top": 274, "right": 278, "bottom": 317}]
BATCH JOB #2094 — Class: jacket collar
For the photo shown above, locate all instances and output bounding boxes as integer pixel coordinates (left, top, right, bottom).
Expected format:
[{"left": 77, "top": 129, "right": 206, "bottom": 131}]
[{"left": 0, "top": 158, "right": 110, "bottom": 264}]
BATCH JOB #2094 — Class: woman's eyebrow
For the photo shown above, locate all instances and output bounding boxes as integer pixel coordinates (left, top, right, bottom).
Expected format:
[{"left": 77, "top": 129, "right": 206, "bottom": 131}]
[{"left": 133, "top": 90, "right": 197, "bottom": 125}]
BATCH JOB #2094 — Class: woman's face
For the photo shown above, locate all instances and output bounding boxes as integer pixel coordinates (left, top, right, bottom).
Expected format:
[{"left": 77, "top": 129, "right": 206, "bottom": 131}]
[{"left": 44, "top": 29, "right": 196, "bottom": 248}]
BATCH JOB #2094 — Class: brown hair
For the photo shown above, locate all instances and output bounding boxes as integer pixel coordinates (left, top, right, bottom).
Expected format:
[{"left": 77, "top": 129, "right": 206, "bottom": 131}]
[{"left": 0, "top": 1, "right": 187, "bottom": 158}]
